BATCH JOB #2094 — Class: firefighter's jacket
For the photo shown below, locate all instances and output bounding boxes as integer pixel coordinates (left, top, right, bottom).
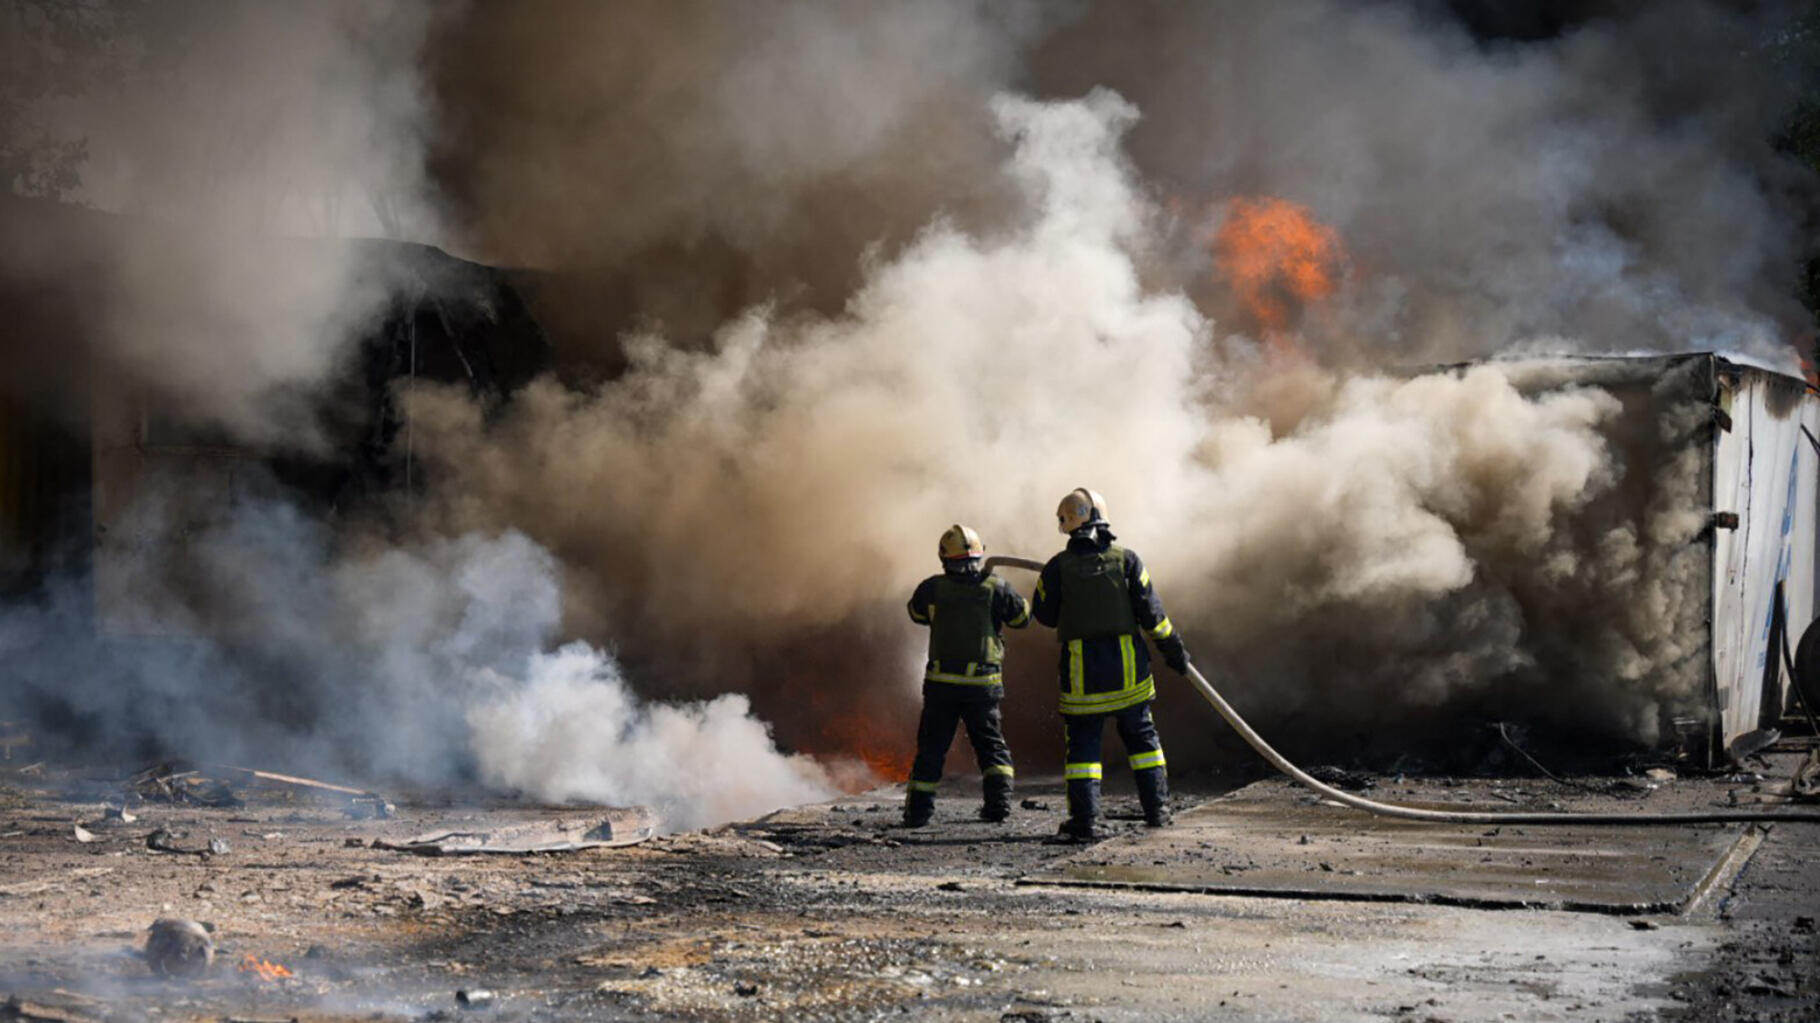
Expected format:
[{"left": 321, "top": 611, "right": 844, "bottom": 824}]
[
  {"left": 1032, "top": 533, "right": 1177, "bottom": 716},
  {"left": 907, "top": 570, "right": 1032, "bottom": 691}
]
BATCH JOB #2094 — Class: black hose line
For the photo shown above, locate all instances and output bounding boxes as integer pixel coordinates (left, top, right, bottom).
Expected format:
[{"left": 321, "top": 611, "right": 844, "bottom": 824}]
[{"left": 984, "top": 555, "right": 1820, "bottom": 825}]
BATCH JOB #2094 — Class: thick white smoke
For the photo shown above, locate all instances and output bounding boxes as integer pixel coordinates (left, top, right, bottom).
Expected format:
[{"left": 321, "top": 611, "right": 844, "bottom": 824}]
[
  {"left": 467, "top": 645, "right": 834, "bottom": 830},
  {"left": 407, "top": 89, "right": 1703, "bottom": 752},
  {"left": 408, "top": 90, "right": 1202, "bottom": 632},
  {"left": 6, "top": 491, "right": 835, "bottom": 829}
]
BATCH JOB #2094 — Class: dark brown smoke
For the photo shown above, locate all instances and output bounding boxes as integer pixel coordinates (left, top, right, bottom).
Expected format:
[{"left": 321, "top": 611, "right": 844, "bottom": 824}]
[
  {"left": 399, "top": 1, "right": 1820, "bottom": 771},
  {"left": 426, "top": 0, "right": 1033, "bottom": 364}
]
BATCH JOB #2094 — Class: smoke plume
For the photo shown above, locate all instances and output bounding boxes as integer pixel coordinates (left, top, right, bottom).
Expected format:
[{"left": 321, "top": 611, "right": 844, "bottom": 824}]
[
  {"left": 5, "top": 493, "right": 835, "bottom": 828},
  {"left": 1, "top": 0, "right": 842, "bottom": 826},
  {"left": 396, "top": 0, "right": 1817, "bottom": 765},
  {"left": 1, "top": 0, "right": 441, "bottom": 446},
  {"left": 6, "top": 0, "right": 1819, "bottom": 816},
  {"left": 405, "top": 86, "right": 1714, "bottom": 761}
]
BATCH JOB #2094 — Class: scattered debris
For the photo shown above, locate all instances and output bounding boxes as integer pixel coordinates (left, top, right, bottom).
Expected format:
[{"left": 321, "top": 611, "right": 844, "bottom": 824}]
[
  {"left": 130, "top": 762, "right": 242, "bottom": 808},
  {"left": 1494, "top": 723, "right": 1652, "bottom": 797},
  {"left": 1, "top": 994, "right": 77, "bottom": 1022},
  {"left": 1792, "top": 748, "right": 1820, "bottom": 801},
  {"left": 1628, "top": 919, "right": 1659, "bottom": 930},
  {"left": 1744, "top": 975, "right": 1792, "bottom": 997},
  {"left": 1020, "top": 799, "right": 1049, "bottom": 811},
  {"left": 1306, "top": 766, "right": 1375, "bottom": 791},
  {"left": 126, "top": 762, "right": 395, "bottom": 817},
  {"left": 455, "top": 988, "right": 495, "bottom": 1008},
  {"left": 144, "top": 918, "right": 214, "bottom": 978},
  {"left": 0, "top": 867, "right": 113, "bottom": 898},
  {"left": 733, "top": 981, "right": 759, "bottom": 997},
  {"left": 375, "top": 810, "right": 657, "bottom": 855},
  {"left": 1728, "top": 728, "right": 1782, "bottom": 765},
  {"left": 217, "top": 766, "right": 393, "bottom": 818},
  {"left": 145, "top": 828, "right": 227, "bottom": 857}
]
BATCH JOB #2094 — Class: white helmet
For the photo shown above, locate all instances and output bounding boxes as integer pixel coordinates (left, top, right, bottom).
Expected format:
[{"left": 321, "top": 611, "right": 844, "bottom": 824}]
[{"left": 1056, "top": 487, "right": 1109, "bottom": 534}]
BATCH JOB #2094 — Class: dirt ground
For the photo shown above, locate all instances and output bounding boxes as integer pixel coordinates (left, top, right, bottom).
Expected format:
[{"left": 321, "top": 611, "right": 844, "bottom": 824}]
[{"left": 1, "top": 754, "right": 1816, "bottom": 1022}]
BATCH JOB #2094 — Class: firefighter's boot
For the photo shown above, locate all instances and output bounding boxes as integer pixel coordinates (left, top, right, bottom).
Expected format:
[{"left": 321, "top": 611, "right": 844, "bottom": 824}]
[
  {"left": 903, "top": 787, "right": 935, "bottom": 828},
  {"left": 1053, "top": 777, "right": 1103, "bottom": 841},
  {"left": 1136, "top": 766, "right": 1172, "bottom": 827},
  {"left": 980, "top": 772, "right": 1013, "bottom": 823}
]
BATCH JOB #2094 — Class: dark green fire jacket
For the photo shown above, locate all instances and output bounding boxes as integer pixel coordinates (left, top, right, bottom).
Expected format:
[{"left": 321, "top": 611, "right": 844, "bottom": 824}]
[
  {"left": 1032, "top": 533, "right": 1177, "bottom": 715},
  {"left": 907, "top": 571, "right": 1032, "bottom": 689}
]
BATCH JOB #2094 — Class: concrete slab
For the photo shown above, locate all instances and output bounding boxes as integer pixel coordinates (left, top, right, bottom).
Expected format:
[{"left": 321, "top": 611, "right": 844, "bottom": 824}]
[{"left": 1023, "top": 779, "right": 1753, "bottom": 913}]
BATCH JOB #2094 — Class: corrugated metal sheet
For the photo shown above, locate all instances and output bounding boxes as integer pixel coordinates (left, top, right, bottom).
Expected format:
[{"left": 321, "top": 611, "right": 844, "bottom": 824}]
[{"left": 1710, "top": 363, "right": 1820, "bottom": 755}]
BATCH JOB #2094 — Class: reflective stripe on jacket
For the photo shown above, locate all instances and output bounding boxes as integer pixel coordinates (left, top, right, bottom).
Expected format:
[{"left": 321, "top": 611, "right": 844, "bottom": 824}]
[{"left": 1032, "top": 535, "right": 1178, "bottom": 715}]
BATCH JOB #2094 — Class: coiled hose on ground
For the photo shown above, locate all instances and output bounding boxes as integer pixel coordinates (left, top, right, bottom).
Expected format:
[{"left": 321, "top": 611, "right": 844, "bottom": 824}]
[{"left": 985, "top": 555, "right": 1820, "bottom": 825}]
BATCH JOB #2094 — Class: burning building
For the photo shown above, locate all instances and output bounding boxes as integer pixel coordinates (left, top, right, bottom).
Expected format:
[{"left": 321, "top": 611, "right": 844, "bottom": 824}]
[{"left": 5, "top": 0, "right": 1820, "bottom": 828}]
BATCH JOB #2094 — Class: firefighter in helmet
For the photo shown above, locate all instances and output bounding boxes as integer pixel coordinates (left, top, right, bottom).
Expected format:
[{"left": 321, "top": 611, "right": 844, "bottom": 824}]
[
  {"left": 1032, "top": 488, "right": 1189, "bottom": 841},
  {"left": 903, "top": 524, "right": 1031, "bottom": 827}
]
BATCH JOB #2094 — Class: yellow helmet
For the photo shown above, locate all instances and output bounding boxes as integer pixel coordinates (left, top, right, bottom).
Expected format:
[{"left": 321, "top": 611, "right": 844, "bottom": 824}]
[
  {"left": 938, "top": 523, "right": 985, "bottom": 562},
  {"left": 1056, "top": 487, "right": 1109, "bottom": 534}
]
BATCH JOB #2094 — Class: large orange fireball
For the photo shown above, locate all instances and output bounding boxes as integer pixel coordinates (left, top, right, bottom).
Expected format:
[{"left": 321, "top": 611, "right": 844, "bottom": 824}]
[{"left": 1214, "top": 196, "right": 1346, "bottom": 336}]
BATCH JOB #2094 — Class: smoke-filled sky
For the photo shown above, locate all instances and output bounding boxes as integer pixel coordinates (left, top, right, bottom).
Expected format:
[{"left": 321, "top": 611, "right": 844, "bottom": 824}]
[{"left": 2, "top": 0, "right": 1818, "bottom": 820}]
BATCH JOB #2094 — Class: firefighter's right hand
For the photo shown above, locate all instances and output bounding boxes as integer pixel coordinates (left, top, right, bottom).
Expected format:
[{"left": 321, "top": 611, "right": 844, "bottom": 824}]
[{"left": 1157, "top": 635, "right": 1190, "bottom": 675}]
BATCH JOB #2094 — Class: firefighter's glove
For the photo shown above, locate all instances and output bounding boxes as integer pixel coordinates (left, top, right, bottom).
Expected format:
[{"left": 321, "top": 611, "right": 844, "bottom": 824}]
[{"left": 1157, "top": 634, "right": 1190, "bottom": 675}]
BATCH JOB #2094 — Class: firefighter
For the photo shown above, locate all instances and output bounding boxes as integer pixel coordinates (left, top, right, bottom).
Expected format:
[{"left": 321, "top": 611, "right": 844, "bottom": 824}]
[
  {"left": 903, "top": 524, "right": 1031, "bottom": 827},
  {"left": 1032, "top": 487, "right": 1189, "bottom": 841}
]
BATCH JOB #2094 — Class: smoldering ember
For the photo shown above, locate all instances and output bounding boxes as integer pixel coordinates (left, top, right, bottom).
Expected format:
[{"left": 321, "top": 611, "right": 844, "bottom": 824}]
[{"left": 5, "top": 3, "right": 1820, "bottom": 1022}]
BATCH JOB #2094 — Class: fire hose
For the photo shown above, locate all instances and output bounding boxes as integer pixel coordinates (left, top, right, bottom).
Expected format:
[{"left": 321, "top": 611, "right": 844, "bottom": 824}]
[{"left": 985, "top": 555, "right": 1820, "bottom": 825}]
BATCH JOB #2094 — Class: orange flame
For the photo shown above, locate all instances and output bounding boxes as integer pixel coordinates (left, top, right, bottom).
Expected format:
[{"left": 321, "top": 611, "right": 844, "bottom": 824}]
[
  {"left": 237, "top": 954, "right": 293, "bottom": 981},
  {"left": 1214, "top": 196, "right": 1345, "bottom": 335},
  {"left": 829, "top": 710, "right": 913, "bottom": 783},
  {"left": 798, "top": 699, "right": 914, "bottom": 786}
]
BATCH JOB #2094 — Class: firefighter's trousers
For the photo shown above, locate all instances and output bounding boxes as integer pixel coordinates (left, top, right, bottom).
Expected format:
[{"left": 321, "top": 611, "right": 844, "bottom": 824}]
[
  {"left": 905, "top": 682, "right": 1015, "bottom": 824},
  {"left": 1063, "top": 700, "right": 1168, "bottom": 829}
]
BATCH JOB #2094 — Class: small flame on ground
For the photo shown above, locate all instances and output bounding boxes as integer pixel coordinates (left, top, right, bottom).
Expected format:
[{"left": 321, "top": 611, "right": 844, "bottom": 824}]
[
  {"left": 237, "top": 954, "right": 293, "bottom": 981},
  {"left": 1214, "top": 196, "right": 1346, "bottom": 343}
]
